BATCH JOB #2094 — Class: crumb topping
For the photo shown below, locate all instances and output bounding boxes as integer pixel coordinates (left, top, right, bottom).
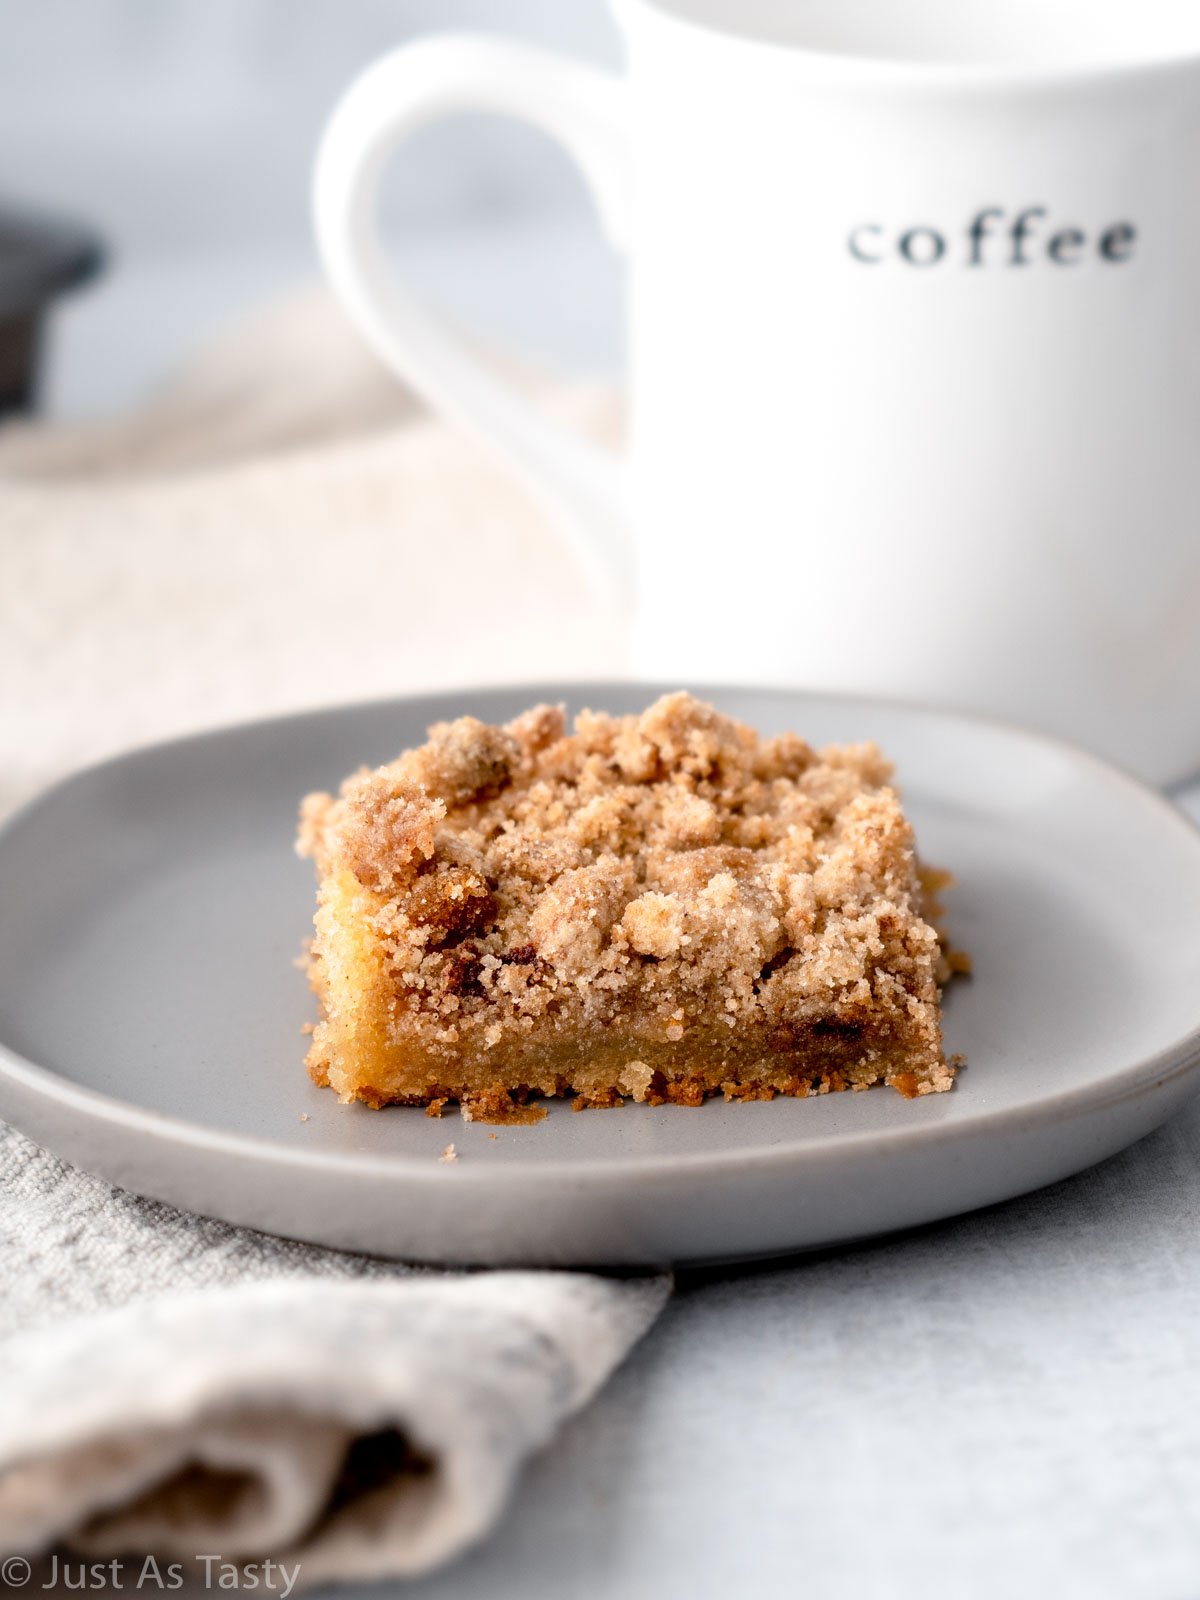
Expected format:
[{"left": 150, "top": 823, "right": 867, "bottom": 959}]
[{"left": 298, "top": 692, "right": 943, "bottom": 1054}]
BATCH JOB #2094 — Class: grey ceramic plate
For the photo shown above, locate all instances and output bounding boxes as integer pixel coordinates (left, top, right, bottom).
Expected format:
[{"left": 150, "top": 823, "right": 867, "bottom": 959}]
[{"left": 2, "top": 683, "right": 1199, "bottom": 1267}]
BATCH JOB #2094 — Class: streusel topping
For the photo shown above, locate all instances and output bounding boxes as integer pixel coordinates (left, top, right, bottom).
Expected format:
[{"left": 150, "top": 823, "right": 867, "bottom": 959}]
[{"left": 298, "top": 692, "right": 942, "bottom": 1039}]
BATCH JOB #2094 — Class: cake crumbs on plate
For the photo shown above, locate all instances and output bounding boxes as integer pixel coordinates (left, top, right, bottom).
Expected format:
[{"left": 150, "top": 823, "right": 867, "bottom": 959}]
[{"left": 439, "top": 1143, "right": 458, "bottom": 1163}]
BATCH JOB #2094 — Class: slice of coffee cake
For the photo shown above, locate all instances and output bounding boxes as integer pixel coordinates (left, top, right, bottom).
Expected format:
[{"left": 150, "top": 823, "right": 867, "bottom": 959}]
[{"left": 298, "top": 693, "right": 956, "bottom": 1116}]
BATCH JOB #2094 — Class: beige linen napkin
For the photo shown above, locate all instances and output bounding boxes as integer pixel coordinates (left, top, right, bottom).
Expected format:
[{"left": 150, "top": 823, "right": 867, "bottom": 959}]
[
  {"left": 0, "top": 283, "right": 627, "bottom": 812},
  {"left": 0, "top": 287, "right": 664, "bottom": 1582}
]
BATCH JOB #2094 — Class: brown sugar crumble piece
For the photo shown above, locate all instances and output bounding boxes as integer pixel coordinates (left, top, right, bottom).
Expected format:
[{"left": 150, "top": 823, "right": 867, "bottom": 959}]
[{"left": 297, "top": 692, "right": 959, "bottom": 1114}]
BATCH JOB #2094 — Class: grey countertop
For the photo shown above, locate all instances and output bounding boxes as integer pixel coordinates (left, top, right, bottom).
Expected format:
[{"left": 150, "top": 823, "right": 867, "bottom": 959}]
[{"left": 398, "top": 1086, "right": 1200, "bottom": 1600}]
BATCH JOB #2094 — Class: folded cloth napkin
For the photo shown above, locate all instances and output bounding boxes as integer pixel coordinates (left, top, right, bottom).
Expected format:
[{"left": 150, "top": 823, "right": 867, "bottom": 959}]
[
  {"left": 0, "top": 1123, "right": 666, "bottom": 1583},
  {"left": 0, "top": 283, "right": 626, "bottom": 814},
  {"left": 0, "top": 286, "right": 665, "bottom": 1581}
]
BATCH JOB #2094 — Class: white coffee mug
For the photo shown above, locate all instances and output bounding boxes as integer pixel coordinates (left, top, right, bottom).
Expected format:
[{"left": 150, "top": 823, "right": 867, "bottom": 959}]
[{"left": 315, "top": 0, "right": 1200, "bottom": 785}]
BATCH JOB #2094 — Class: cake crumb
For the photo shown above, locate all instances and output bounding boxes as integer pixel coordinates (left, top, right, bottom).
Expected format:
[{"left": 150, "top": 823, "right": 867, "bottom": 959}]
[
  {"left": 571, "top": 1088, "right": 625, "bottom": 1111},
  {"left": 461, "top": 1088, "right": 548, "bottom": 1125},
  {"left": 298, "top": 1112, "right": 310, "bottom": 1122},
  {"left": 439, "top": 1143, "right": 458, "bottom": 1163}
]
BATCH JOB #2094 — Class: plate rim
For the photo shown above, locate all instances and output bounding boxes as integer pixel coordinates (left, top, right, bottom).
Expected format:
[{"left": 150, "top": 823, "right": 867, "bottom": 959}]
[{"left": 3, "top": 679, "right": 1200, "bottom": 1193}]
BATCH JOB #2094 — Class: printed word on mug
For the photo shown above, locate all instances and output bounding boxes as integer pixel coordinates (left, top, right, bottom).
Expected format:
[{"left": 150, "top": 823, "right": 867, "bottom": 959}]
[{"left": 849, "top": 207, "right": 1137, "bottom": 267}]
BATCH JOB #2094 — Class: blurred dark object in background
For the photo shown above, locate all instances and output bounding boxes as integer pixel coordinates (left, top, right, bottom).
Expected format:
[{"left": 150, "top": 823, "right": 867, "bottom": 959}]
[{"left": 0, "top": 205, "right": 104, "bottom": 415}]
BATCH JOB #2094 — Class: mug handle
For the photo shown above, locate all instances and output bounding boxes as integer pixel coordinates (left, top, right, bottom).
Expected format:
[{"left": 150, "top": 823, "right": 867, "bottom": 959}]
[{"left": 314, "top": 36, "right": 633, "bottom": 600}]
